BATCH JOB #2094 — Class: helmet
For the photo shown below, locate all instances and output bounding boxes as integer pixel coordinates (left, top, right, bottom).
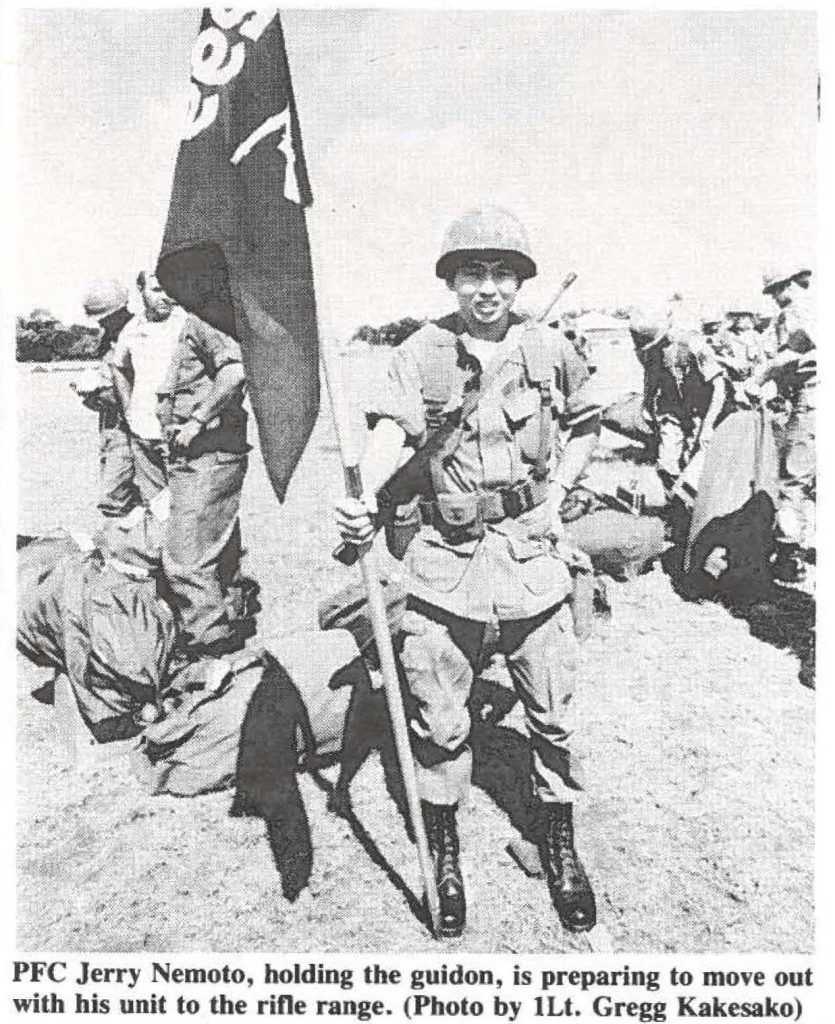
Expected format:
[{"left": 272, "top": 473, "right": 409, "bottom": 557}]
[
  {"left": 435, "top": 205, "right": 537, "bottom": 282},
  {"left": 762, "top": 262, "right": 812, "bottom": 295},
  {"left": 83, "top": 278, "right": 128, "bottom": 321},
  {"left": 725, "top": 308, "right": 757, "bottom": 324},
  {"left": 628, "top": 303, "right": 671, "bottom": 351}
]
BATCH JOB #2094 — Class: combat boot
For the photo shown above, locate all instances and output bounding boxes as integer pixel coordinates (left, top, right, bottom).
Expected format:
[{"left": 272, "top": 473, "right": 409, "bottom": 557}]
[
  {"left": 422, "top": 802, "right": 466, "bottom": 938},
  {"left": 540, "top": 802, "right": 596, "bottom": 932}
]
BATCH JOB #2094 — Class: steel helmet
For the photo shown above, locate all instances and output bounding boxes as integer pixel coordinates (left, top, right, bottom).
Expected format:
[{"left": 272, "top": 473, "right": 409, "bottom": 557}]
[
  {"left": 762, "top": 262, "right": 812, "bottom": 295},
  {"left": 435, "top": 205, "right": 537, "bottom": 282},
  {"left": 83, "top": 278, "right": 129, "bottom": 321},
  {"left": 628, "top": 303, "right": 672, "bottom": 351}
]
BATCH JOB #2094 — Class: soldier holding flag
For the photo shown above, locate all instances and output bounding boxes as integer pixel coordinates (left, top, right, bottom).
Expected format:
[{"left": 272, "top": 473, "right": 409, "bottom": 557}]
[{"left": 335, "top": 206, "right": 601, "bottom": 937}]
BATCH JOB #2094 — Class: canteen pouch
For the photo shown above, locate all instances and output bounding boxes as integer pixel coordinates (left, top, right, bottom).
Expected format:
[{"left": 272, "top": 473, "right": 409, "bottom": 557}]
[
  {"left": 384, "top": 499, "right": 422, "bottom": 561},
  {"left": 435, "top": 492, "right": 484, "bottom": 539}
]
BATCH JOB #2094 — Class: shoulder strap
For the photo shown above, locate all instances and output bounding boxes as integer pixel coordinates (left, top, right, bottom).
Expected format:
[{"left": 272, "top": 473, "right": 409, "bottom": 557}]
[
  {"left": 432, "top": 338, "right": 528, "bottom": 469},
  {"left": 412, "top": 320, "right": 460, "bottom": 428},
  {"left": 520, "top": 324, "right": 554, "bottom": 481}
]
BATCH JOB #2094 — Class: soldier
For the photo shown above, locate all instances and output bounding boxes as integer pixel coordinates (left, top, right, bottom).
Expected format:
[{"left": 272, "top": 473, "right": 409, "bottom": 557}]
[
  {"left": 110, "top": 272, "right": 184, "bottom": 504},
  {"left": 79, "top": 279, "right": 141, "bottom": 518},
  {"left": 630, "top": 303, "right": 727, "bottom": 497},
  {"left": 751, "top": 262, "right": 815, "bottom": 580},
  {"left": 700, "top": 310, "right": 723, "bottom": 343},
  {"left": 335, "top": 206, "right": 601, "bottom": 937},
  {"left": 157, "top": 314, "right": 249, "bottom": 658},
  {"left": 724, "top": 308, "right": 769, "bottom": 376}
]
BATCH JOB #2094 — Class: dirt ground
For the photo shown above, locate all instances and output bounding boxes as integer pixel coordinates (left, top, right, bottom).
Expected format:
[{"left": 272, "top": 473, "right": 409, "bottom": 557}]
[{"left": 16, "top": 362, "right": 814, "bottom": 954}]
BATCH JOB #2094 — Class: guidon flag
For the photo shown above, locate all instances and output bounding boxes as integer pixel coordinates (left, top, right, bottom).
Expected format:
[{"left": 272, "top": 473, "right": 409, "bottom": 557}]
[{"left": 157, "top": 8, "right": 318, "bottom": 501}]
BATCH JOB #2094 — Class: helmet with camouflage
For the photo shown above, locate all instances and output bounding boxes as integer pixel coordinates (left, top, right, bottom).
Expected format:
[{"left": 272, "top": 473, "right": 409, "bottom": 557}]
[
  {"left": 83, "top": 278, "right": 129, "bottom": 322},
  {"left": 761, "top": 261, "right": 812, "bottom": 295},
  {"left": 435, "top": 205, "right": 537, "bottom": 283}
]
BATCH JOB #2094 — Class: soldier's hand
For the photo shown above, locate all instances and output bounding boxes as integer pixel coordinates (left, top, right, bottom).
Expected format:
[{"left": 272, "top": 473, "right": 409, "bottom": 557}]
[
  {"left": 334, "top": 495, "right": 377, "bottom": 548},
  {"left": 167, "top": 417, "right": 203, "bottom": 452}
]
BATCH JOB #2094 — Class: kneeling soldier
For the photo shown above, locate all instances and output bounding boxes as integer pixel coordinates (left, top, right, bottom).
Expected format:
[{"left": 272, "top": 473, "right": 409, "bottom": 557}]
[{"left": 335, "top": 206, "right": 601, "bottom": 937}]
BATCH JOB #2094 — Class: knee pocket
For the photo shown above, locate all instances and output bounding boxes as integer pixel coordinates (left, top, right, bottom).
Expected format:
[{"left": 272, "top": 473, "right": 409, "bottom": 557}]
[{"left": 401, "top": 620, "right": 472, "bottom": 751}]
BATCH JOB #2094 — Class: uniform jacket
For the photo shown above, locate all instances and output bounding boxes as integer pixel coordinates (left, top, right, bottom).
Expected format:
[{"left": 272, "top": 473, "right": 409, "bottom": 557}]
[
  {"left": 157, "top": 314, "right": 248, "bottom": 455},
  {"left": 367, "top": 313, "right": 603, "bottom": 621}
]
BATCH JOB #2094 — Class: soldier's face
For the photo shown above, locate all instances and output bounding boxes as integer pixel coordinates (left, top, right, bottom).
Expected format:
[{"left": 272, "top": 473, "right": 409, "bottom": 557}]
[
  {"left": 141, "top": 275, "right": 175, "bottom": 320},
  {"left": 450, "top": 259, "right": 520, "bottom": 327}
]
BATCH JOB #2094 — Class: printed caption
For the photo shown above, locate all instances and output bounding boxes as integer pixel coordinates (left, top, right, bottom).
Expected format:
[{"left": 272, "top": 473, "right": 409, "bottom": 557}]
[{"left": 10, "top": 960, "right": 813, "bottom": 1021}]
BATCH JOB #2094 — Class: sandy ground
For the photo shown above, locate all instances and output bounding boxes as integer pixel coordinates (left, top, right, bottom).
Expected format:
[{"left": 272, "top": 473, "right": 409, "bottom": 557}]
[{"left": 16, "top": 362, "right": 814, "bottom": 953}]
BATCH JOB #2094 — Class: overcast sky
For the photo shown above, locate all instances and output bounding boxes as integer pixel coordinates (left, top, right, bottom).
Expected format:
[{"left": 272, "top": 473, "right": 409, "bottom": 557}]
[{"left": 16, "top": 8, "right": 817, "bottom": 332}]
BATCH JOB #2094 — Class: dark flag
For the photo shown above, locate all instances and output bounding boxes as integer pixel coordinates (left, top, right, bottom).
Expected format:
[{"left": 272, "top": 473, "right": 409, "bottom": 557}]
[{"left": 157, "top": 9, "right": 318, "bottom": 500}]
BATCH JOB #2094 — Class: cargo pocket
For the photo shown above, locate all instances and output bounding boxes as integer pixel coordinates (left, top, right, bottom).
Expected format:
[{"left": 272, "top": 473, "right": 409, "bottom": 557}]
[
  {"left": 506, "top": 534, "right": 560, "bottom": 595},
  {"left": 407, "top": 531, "right": 476, "bottom": 593}
]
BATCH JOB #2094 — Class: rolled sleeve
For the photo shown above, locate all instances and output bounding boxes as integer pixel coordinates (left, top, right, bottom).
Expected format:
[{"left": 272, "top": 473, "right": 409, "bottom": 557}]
[
  {"left": 366, "top": 341, "right": 427, "bottom": 444},
  {"left": 781, "top": 308, "right": 814, "bottom": 355},
  {"left": 191, "top": 317, "right": 243, "bottom": 373},
  {"left": 110, "top": 333, "right": 131, "bottom": 371}
]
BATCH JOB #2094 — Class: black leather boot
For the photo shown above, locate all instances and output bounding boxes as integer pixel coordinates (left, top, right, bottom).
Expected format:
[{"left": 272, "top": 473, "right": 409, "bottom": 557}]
[
  {"left": 540, "top": 802, "right": 596, "bottom": 932},
  {"left": 422, "top": 801, "right": 466, "bottom": 938}
]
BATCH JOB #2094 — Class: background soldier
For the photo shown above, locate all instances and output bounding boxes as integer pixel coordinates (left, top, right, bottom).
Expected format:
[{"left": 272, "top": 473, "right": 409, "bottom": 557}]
[
  {"left": 630, "top": 303, "right": 727, "bottom": 497},
  {"left": 110, "top": 271, "right": 183, "bottom": 504},
  {"left": 753, "top": 262, "right": 815, "bottom": 580},
  {"left": 724, "top": 308, "right": 769, "bottom": 376},
  {"left": 335, "top": 206, "right": 600, "bottom": 937},
  {"left": 79, "top": 279, "right": 141, "bottom": 519},
  {"left": 157, "top": 315, "right": 249, "bottom": 658}
]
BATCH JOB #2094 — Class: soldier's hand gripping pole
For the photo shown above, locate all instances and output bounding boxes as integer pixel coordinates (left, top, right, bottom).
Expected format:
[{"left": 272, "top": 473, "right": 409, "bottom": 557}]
[{"left": 320, "top": 342, "right": 442, "bottom": 938}]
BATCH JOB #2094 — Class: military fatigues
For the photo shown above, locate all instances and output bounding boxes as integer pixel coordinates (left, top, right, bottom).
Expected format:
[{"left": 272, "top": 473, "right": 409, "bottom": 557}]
[
  {"left": 770, "top": 306, "right": 815, "bottom": 549},
  {"left": 370, "top": 313, "right": 600, "bottom": 806},
  {"left": 96, "top": 321, "right": 142, "bottom": 518},
  {"left": 158, "top": 315, "right": 249, "bottom": 650},
  {"left": 643, "top": 329, "right": 726, "bottom": 483}
]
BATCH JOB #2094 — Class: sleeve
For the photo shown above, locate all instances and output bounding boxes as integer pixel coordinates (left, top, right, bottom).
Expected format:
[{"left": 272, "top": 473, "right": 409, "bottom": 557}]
[
  {"left": 780, "top": 308, "right": 814, "bottom": 355},
  {"left": 365, "top": 339, "right": 427, "bottom": 444},
  {"left": 191, "top": 317, "right": 243, "bottom": 373},
  {"left": 553, "top": 333, "right": 602, "bottom": 428},
  {"left": 110, "top": 331, "right": 131, "bottom": 371}
]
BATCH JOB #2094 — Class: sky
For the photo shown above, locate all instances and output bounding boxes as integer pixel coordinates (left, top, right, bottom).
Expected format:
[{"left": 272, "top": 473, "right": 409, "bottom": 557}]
[{"left": 15, "top": 8, "right": 817, "bottom": 333}]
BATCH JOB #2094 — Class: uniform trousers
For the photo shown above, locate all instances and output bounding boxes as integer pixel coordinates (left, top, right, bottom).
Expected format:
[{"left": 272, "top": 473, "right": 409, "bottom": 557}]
[
  {"left": 400, "top": 597, "right": 580, "bottom": 807},
  {"left": 98, "top": 421, "right": 140, "bottom": 519},
  {"left": 656, "top": 415, "right": 694, "bottom": 481},
  {"left": 130, "top": 436, "right": 168, "bottom": 506},
  {"left": 775, "top": 409, "right": 815, "bottom": 548},
  {"left": 163, "top": 448, "right": 247, "bottom": 648}
]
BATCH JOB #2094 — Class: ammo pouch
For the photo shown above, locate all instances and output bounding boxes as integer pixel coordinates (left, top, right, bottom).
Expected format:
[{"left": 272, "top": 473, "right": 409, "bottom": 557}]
[
  {"left": 384, "top": 499, "right": 422, "bottom": 561},
  {"left": 414, "top": 479, "right": 550, "bottom": 545},
  {"left": 433, "top": 492, "right": 484, "bottom": 539}
]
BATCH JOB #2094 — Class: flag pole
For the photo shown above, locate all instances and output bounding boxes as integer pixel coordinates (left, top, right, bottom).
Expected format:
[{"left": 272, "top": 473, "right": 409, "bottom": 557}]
[{"left": 318, "top": 338, "right": 442, "bottom": 938}]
